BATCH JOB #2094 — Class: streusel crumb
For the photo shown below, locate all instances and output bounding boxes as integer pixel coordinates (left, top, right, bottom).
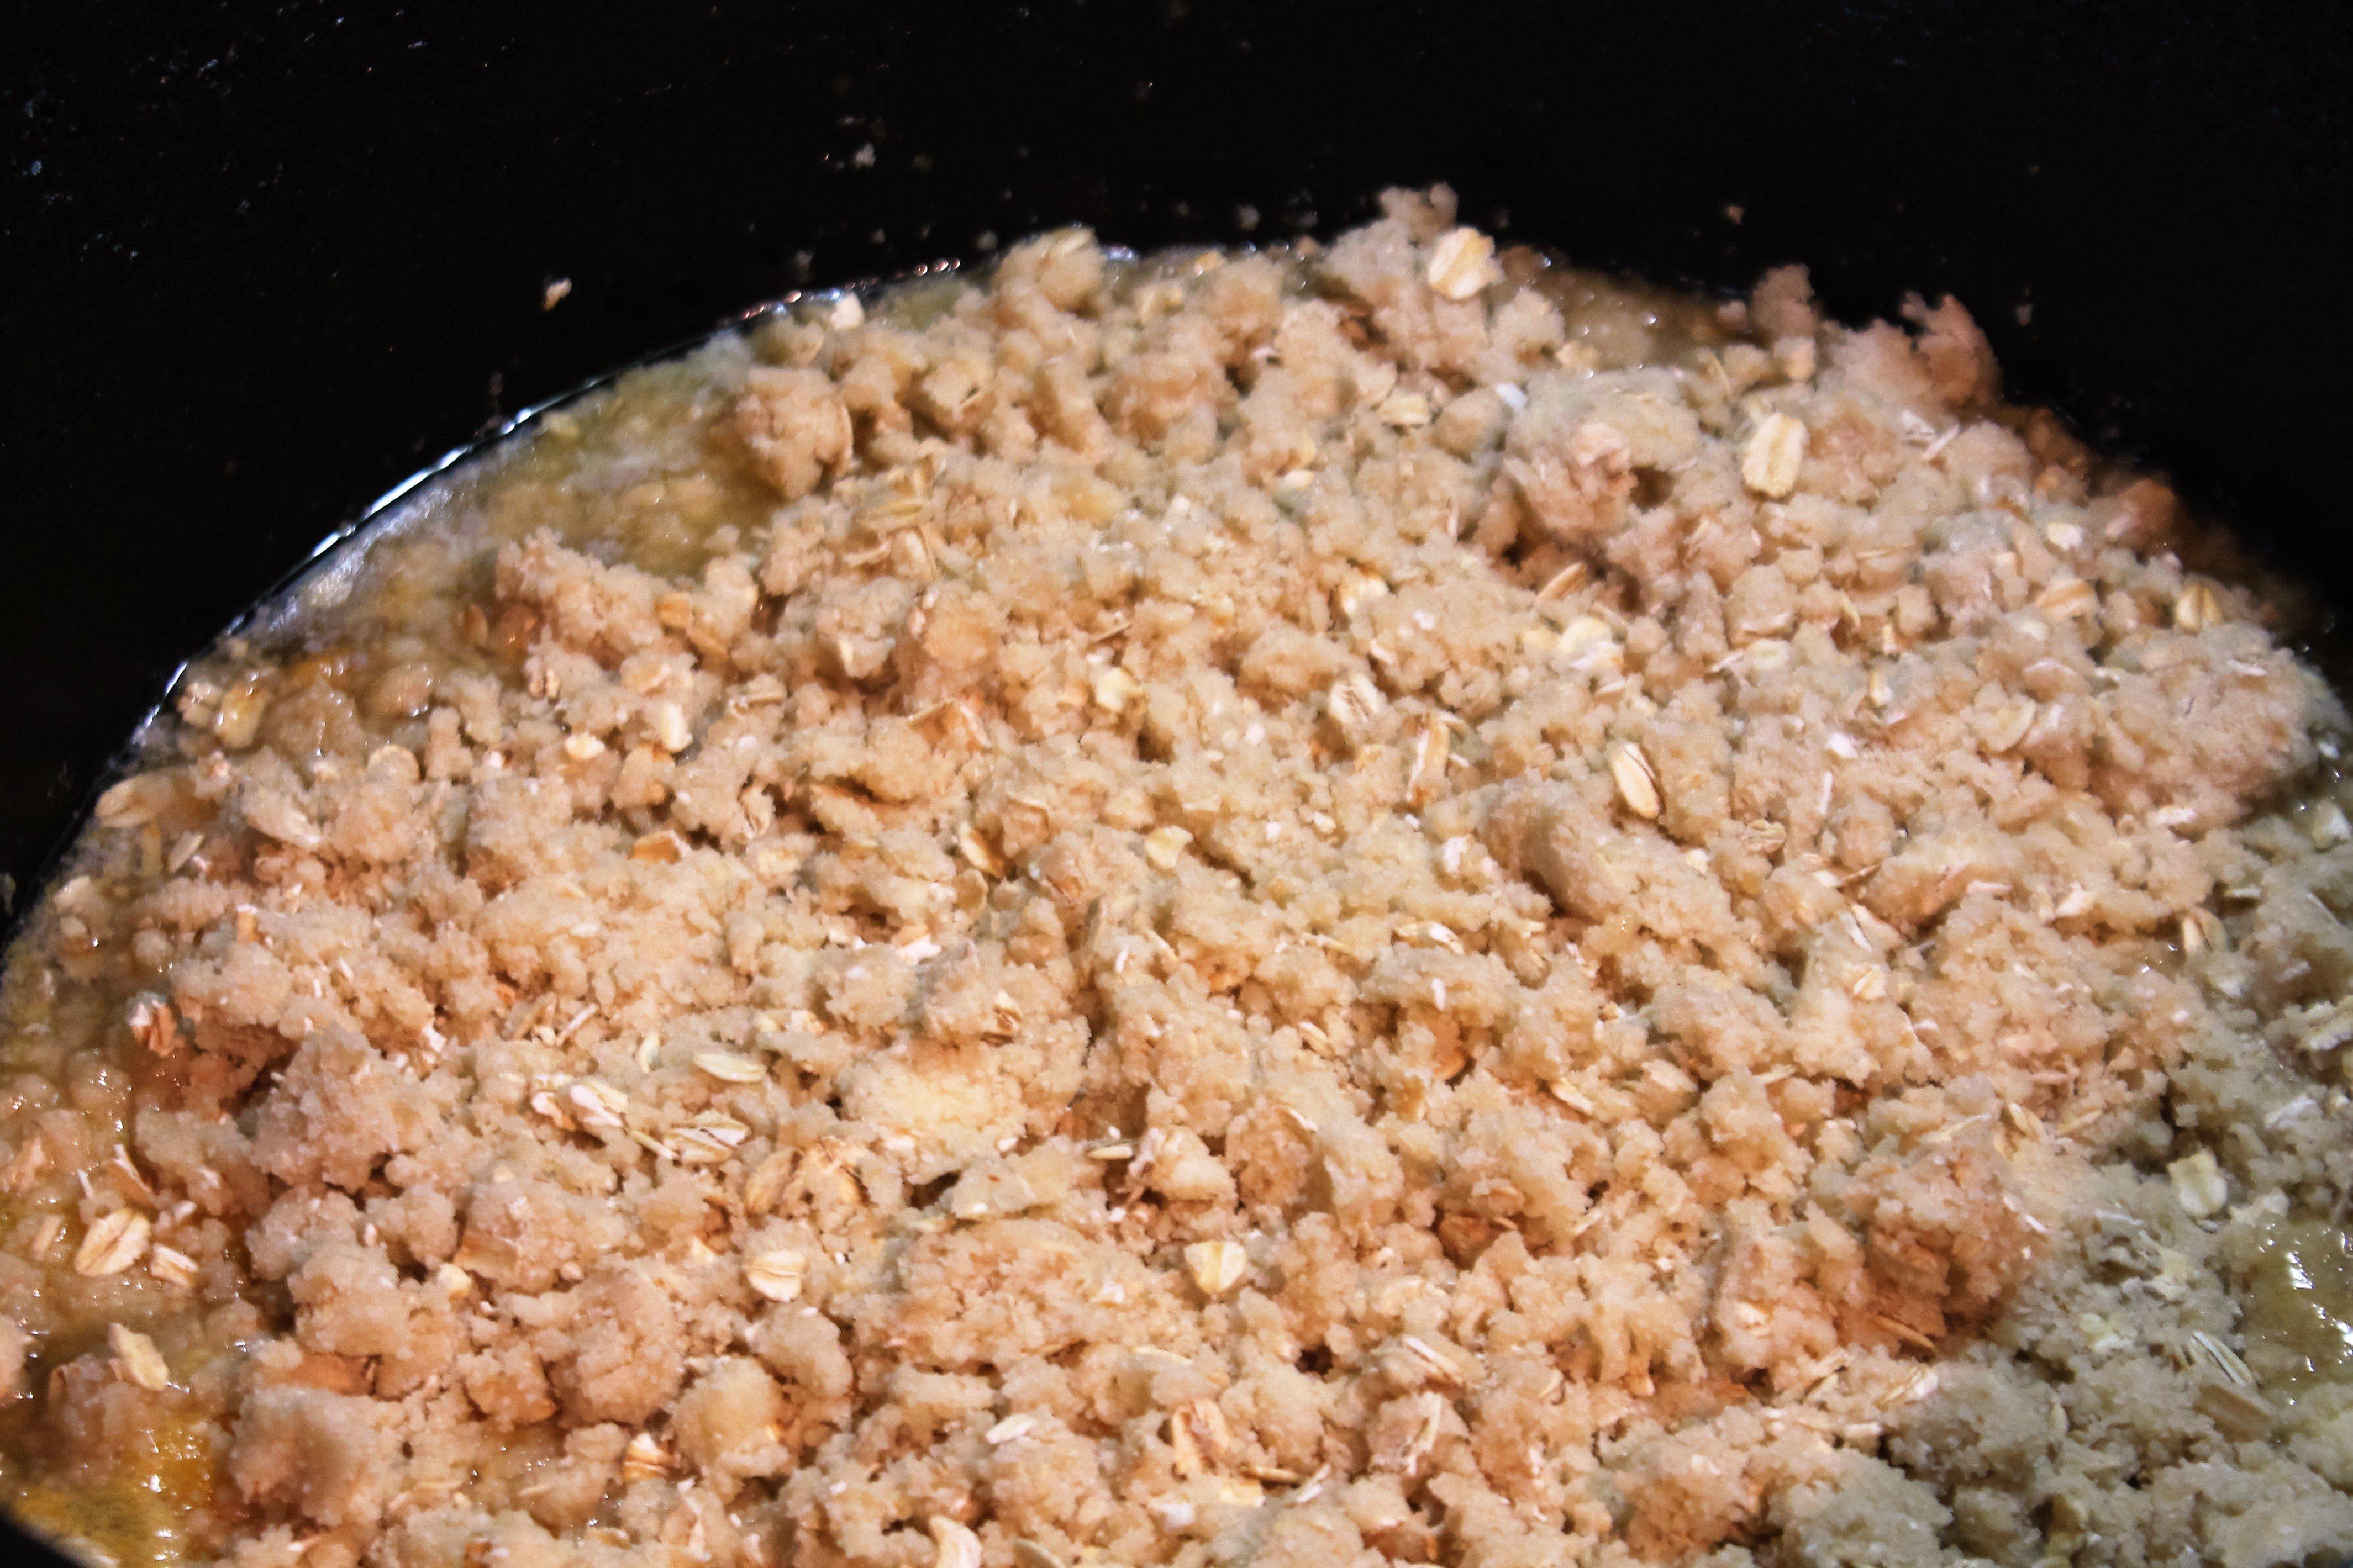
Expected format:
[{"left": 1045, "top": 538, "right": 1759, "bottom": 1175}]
[{"left": 6, "top": 186, "right": 2353, "bottom": 1568}]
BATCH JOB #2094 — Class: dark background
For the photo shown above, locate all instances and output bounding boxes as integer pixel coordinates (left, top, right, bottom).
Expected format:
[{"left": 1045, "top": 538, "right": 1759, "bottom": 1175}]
[{"left": 0, "top": 1, "right": 2347, "bottom": 1559}]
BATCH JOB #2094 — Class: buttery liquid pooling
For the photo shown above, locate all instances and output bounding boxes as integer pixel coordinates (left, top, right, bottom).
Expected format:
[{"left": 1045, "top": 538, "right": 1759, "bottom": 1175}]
[{"left": 6, "top": 187, "right": 2353, "bottom": 1567}]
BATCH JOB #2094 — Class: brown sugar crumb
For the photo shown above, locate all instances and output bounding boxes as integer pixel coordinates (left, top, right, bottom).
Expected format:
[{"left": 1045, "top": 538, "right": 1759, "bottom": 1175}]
[{"left": 6, "top": 184, "right": 2353, "bottom": 1566}]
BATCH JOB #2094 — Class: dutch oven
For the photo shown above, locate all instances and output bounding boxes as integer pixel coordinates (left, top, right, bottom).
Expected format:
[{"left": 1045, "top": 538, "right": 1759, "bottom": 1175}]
[{"left": 2, "top": 4, "right": 2347, "bottom": 1562}]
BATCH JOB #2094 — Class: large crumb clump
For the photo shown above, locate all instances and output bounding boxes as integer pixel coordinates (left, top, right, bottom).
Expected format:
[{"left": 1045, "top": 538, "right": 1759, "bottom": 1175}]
[{"left": 6, "top": 185, "right": 2353, "bottom": 1567}]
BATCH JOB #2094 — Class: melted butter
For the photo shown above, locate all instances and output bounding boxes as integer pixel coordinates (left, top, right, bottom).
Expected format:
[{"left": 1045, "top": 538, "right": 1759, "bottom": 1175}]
[
  {"left": 3, "top": 1406, "right": 217, "bottom": 1568},
  {"left": 2240, "top": 1218, "right": 2353, "bottom": 1390}
]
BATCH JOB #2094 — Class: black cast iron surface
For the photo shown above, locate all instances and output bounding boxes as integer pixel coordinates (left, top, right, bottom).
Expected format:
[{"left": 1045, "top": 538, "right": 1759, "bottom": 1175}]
[{"left": 0, "top": 3, "right": 2348, "bottom": 1562}]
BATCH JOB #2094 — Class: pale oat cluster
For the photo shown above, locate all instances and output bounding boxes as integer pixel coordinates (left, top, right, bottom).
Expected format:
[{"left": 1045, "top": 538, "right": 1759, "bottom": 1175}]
[{"left": 3, "top": 186, "right": 2353, "bottom": 1568}]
